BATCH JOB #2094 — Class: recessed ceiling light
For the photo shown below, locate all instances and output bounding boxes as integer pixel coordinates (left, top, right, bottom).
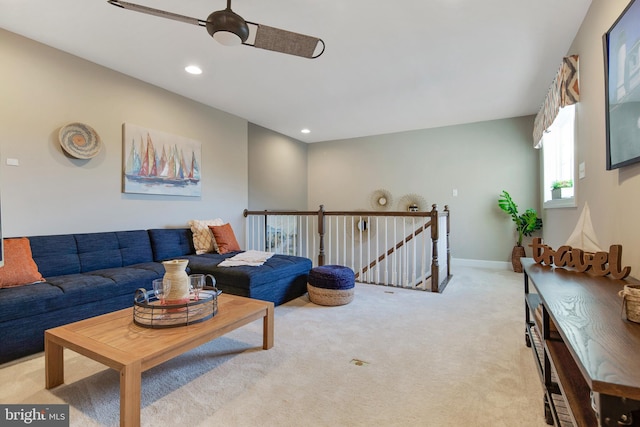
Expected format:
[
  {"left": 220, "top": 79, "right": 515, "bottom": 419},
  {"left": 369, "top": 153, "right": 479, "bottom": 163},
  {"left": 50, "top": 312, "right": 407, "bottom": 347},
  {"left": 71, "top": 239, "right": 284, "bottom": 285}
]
[
  {"left": 185, "top": 65, "right": 203, "bottom": 75},
  {"left": 301, "top": 128, "right": 311, "bottom": 134}
]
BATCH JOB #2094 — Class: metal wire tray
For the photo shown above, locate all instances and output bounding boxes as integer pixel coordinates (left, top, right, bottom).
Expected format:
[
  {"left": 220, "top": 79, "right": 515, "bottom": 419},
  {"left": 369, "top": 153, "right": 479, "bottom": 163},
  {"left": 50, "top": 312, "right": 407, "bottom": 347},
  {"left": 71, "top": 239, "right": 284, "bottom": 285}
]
[{"left": 133, "top": 288, "right": 220, "bottom": 329}]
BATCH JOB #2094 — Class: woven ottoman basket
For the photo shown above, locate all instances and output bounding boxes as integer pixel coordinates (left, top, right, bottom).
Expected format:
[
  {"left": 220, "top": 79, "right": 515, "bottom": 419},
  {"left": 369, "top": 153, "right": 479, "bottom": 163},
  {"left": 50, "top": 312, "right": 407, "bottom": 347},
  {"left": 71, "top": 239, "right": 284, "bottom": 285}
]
[{"left": 307, "top": 265, "right": 355, "bottom": 306}]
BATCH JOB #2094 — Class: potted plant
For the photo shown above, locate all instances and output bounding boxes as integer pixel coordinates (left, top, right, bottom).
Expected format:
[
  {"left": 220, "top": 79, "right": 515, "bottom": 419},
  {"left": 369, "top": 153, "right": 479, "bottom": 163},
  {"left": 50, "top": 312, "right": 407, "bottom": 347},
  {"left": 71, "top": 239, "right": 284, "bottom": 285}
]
[
  {"left": 498, "top": 190, "right": 543, "bottom": 272},
  {"left": 551, "top": 179, "right": 573, "bottom": 199}
]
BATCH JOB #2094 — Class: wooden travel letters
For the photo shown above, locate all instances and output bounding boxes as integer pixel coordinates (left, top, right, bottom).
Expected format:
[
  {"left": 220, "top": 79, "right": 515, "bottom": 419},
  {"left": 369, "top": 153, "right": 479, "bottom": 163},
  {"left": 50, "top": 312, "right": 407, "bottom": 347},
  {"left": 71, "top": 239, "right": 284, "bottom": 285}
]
[{"left": 529, "top": 237, "right": 631, "bottom": 279}]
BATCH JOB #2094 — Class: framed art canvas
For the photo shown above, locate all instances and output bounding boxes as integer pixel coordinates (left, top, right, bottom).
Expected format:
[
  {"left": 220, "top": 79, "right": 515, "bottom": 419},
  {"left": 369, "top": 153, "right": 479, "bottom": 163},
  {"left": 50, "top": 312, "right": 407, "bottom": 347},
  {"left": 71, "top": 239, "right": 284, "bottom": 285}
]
[
  {"left": 0, "top": 194, "right": 3, "bottom": 268},
  {"left": 122, "top": 123, "right": 202, "bottom": 196},
  {"left": 603, "top": 0, "right": 640, "bottom": 170}
]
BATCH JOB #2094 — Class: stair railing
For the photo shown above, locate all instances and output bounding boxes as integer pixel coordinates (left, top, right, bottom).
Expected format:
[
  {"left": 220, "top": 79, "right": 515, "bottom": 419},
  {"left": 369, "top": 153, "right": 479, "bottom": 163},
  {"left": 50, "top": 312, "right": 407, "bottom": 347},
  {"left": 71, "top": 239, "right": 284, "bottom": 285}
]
[{"left": 243, "top": 205, "right": 451, "bottom": 292}]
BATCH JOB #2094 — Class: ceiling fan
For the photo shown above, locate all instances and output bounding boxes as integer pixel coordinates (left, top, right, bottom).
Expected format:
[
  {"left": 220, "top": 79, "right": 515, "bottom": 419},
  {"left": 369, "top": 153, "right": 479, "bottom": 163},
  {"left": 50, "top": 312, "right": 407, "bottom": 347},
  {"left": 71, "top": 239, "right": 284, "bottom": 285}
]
[{"left": 107, "top": 0, "right": 325, "bottom": 59}]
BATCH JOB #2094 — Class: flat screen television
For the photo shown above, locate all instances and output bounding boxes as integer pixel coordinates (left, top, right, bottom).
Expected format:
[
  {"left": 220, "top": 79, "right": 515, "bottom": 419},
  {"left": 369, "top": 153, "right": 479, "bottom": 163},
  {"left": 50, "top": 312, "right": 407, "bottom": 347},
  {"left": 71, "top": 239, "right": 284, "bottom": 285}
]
[{"left": 603, "top": 0, "right": 640, "bottom": 170}]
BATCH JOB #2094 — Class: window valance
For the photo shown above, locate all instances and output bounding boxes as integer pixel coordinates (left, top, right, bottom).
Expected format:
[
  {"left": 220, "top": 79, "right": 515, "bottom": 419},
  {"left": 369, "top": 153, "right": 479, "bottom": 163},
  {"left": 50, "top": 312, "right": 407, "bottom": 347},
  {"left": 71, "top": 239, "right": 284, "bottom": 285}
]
[{"left": 533, "top": 55, "right": 580, "bottom": 147}]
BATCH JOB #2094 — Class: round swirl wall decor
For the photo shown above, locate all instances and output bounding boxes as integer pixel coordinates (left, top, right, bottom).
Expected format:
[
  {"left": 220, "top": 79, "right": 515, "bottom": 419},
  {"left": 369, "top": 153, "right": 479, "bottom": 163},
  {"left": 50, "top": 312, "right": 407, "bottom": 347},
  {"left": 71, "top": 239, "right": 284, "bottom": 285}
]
[{"left": 59, "top": 122, "right": 102, "bottom": 159}]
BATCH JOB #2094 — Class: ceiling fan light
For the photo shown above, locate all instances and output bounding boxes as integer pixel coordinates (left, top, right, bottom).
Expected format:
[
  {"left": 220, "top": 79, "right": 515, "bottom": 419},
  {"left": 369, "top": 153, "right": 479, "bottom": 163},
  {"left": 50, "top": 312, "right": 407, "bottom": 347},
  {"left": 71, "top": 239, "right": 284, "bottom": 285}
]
[
  {"left": 206, "top": 9, "right": 249, "bottom": 46},
  {"left": 213, "top": 31, "right": 243, "bottom": 46}
]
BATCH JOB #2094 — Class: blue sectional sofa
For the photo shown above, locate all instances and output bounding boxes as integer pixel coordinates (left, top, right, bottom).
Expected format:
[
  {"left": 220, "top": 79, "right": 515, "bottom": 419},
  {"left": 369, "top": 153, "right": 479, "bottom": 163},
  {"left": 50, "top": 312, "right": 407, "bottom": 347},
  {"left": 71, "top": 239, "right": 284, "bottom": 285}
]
[{"left": 0, "top": 228, "right": 312, "bottom": 364}]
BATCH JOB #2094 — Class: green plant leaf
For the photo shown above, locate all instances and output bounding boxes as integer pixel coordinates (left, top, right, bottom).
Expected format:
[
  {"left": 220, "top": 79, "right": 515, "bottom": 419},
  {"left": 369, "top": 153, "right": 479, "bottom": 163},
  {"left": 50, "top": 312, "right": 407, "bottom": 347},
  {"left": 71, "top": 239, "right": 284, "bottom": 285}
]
[
  {"left": 498, "top": 190, "right": 518, "bottom": 221},
  {"left": 520, "top": 209, "right": 543, "bottom": 235},
  {"left": 497, "top": 191, "right": 542, "bottom": 246},
  {"left": 551, "top": 179, "right": 573, "bottom": 189}
]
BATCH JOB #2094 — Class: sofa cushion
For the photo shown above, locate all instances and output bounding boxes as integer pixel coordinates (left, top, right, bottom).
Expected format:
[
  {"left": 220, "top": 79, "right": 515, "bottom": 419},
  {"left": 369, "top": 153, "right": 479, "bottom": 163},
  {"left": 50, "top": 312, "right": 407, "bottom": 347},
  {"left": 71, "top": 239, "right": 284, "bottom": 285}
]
[
  {"left": 44, "top": 274, "right": 117, "bottom": 307},
  {"left": 184, "top": 252, "right": 311, "bottom": 288},
  {"left": 0, "top": 238, "right": 45, "bottom": 288},
  {"left": 75, "top": 232, "right": 123, "bottom": 272},
  {"left": 188, "top": 219, "right": 224, "bottom": 254},
  {"left": 0, "top": 281, "right": 65, "bottom": 323},
  {"left": 44, "top": 262, "right": 162, "bottom": 308},
  {"left": 87, "top": 264, "right": 160, "bottom": 294},
  {"left": 123, "top": 261, "right": 166, "bottom": 277},
  {"left": 116, "top": 230, "right": 154, "bottom": 265},
  {"left": 148, "top": 228, "right": 195, "bottom": 261},
  {"left": 182, "top": 252, "right": 312, "bottom": 304},
  {"left": 29, "top": 234, "right": 81, "bottom": 278},
  {"left": 209, "top": 223, "right": 241, "bottom": 254}
]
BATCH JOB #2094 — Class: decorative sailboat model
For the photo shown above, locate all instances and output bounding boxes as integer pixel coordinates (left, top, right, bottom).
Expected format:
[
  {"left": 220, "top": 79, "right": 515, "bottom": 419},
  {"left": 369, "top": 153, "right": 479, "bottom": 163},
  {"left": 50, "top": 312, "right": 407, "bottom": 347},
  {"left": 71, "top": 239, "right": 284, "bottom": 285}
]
[{"left": 564, "top": 202, "right": 603, "bottom": 254}]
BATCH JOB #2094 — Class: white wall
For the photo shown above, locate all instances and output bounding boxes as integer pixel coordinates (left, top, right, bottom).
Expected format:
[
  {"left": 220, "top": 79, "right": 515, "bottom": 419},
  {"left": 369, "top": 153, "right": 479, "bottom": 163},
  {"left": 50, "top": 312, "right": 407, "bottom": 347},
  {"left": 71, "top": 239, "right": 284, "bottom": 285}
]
[
  {"left": 0, "top": 29, "right": 248, "bottom": 239},
  {"left": 307, "top": 116, "right": 540, "bottom": 262},
  {"left": 542, "top": 0, "right": 640, "bottom": 276}
]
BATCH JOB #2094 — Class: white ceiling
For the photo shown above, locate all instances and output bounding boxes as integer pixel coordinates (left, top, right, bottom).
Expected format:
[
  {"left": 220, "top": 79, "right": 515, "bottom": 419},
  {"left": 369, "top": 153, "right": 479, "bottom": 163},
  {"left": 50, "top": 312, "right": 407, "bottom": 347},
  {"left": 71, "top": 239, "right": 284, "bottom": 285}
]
[{"left": 0, "top": 0, "right": 593, "bottom": 143}]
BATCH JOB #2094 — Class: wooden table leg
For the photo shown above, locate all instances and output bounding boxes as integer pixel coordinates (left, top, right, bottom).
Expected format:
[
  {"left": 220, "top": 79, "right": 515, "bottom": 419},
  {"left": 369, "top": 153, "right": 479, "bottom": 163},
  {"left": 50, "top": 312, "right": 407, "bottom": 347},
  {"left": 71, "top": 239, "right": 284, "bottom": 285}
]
[
  {"left": 120, "top": 361, "right": 142, "bottom": 427},
  {"left": 263, "top": 302, "right": 274, "bottom": 350},
  {"left": 45, "top": 332, "right": 64, "bottom": 389}
]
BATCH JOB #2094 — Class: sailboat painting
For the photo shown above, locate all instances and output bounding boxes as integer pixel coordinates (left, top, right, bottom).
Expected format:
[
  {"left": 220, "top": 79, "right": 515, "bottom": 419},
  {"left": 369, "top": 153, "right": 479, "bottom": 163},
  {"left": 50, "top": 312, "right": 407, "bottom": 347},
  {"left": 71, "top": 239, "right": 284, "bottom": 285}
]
[{"left": 122, "top": 123, "right": 202, "bottom": 196}]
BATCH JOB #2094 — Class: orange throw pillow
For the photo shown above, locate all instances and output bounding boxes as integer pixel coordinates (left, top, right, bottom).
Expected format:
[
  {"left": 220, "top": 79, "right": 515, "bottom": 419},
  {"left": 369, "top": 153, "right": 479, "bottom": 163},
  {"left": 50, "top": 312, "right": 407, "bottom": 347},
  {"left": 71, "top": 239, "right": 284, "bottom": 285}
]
[
  {"left": 0, "top": 237, "right": 45, "bottom": 288},
  {"left": 208, "top": 223, "right": 241, "bottom": 254}
]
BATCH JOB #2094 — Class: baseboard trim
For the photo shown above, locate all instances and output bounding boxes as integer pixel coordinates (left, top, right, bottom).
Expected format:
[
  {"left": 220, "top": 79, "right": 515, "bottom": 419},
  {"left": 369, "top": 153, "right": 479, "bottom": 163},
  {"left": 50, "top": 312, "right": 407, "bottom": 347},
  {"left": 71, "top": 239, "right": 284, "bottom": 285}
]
[{"left": 452, "top": 258, "right": 512, "bottom": 270}]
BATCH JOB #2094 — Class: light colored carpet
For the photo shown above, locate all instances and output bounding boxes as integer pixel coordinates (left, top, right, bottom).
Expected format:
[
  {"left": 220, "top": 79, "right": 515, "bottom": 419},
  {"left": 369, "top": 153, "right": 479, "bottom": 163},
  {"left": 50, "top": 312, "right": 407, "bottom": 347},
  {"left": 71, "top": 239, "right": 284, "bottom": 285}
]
[{"left": 0, "top": 265, "right": 549, "bottom": 426}]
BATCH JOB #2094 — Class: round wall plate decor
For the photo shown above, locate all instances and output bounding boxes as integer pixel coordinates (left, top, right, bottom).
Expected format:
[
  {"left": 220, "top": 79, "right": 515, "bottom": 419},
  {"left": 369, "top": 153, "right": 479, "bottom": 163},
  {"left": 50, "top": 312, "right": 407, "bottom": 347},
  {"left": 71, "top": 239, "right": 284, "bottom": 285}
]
[{"left": 59, "top": 122, "right": 102, "bottom": 159}]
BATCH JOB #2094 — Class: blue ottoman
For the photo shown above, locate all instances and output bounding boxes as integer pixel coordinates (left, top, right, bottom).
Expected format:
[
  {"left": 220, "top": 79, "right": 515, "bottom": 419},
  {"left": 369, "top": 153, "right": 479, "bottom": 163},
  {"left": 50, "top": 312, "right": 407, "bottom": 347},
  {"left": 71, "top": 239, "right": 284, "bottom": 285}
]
[{"left": 307, "top": 265, "right": 355, "bottom": 306}]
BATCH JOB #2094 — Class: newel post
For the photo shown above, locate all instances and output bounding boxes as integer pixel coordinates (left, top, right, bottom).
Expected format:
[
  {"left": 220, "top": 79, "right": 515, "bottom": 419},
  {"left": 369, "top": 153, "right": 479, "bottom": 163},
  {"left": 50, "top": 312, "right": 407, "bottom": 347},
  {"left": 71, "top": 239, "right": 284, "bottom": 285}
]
[
  {"left": 318, "top": 205, "right": 325, "bottom": 266},
  {"left": 263, "top": 210, "right": 269, "bottom": 252},
  {"left": 445, "top": 205, "right": 451, "bottom": 279},
  {"left": 430, "top": 204, "right": 439, "bottom": 292}
]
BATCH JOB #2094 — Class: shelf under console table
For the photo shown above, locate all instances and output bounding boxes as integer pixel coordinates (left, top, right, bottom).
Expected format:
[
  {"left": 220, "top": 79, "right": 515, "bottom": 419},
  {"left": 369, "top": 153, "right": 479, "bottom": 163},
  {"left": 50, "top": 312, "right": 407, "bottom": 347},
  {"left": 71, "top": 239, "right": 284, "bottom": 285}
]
[{"left": 522, "top": 258, "right": 640, "bottom": 427}]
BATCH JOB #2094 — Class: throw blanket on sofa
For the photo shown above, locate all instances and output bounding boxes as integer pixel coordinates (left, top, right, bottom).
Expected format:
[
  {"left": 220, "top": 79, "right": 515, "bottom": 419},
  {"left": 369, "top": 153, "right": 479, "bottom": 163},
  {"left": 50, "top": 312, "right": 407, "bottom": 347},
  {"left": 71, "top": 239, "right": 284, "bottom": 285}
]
[{"left": 218, "top": 250, "right": 274, "bottom": 267}]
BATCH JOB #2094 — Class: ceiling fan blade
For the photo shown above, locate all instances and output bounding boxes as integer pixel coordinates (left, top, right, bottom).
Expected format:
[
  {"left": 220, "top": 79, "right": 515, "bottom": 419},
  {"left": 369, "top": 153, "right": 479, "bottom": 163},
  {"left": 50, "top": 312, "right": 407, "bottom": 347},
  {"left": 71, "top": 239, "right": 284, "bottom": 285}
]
[
  {"left": 247, "top": 23, "right": 325, "bottom": 59},
  {"left": 107, "top": 0, "right": 205, "bottom": 27}
]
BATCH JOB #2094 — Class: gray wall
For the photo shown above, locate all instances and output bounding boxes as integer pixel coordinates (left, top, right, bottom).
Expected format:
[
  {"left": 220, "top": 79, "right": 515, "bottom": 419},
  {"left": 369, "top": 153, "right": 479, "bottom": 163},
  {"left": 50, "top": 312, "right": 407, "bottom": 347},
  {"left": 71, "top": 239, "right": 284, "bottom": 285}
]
[
  {"left": 542, "top": 0, "right": 640, "bottom": 276},
  {"left": 0, "top": 29, "right": 248, "bottom": 239},
  {"left": 248, "top": 124, "right": 308, "bottom": 210},
  {"left": 307, "top": 116, "right": 540, "bottom": 262}
]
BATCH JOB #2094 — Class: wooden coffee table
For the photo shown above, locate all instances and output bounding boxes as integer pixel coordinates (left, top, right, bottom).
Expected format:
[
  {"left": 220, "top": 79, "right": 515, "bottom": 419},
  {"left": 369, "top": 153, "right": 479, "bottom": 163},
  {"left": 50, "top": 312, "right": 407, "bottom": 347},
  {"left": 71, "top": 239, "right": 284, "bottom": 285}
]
[{"left": 44, "top": 293, "right": 274, "bottom": 427}]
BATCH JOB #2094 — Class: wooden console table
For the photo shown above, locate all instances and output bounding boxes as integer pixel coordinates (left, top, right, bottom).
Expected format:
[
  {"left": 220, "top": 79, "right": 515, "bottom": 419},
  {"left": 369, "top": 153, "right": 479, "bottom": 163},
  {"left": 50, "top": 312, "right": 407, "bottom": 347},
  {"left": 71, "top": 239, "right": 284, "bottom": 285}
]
[{"left": 523, "top": 258, "right": 640, "bottom": 426}]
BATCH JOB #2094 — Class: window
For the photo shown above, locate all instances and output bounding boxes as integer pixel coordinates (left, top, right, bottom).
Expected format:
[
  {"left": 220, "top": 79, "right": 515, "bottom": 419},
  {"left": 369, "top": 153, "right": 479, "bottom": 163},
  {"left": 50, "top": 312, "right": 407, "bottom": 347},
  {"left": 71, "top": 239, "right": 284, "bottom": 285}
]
[{"left": 542, "top": 104, "right": 576, "bottom": 208}]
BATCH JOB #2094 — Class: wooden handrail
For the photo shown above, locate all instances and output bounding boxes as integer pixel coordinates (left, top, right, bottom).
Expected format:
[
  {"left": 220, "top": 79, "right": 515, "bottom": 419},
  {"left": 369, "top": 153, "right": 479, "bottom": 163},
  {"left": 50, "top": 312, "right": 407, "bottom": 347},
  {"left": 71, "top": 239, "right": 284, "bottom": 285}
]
[
  {"left": 244, "top": 208, "right": 446, "bottom": 218},
  {"left": 324, "top": 211, "right": 435, "bottom": 217},
  {"left": 244, "top": 208, "right": 318, "bottom": 217}
]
